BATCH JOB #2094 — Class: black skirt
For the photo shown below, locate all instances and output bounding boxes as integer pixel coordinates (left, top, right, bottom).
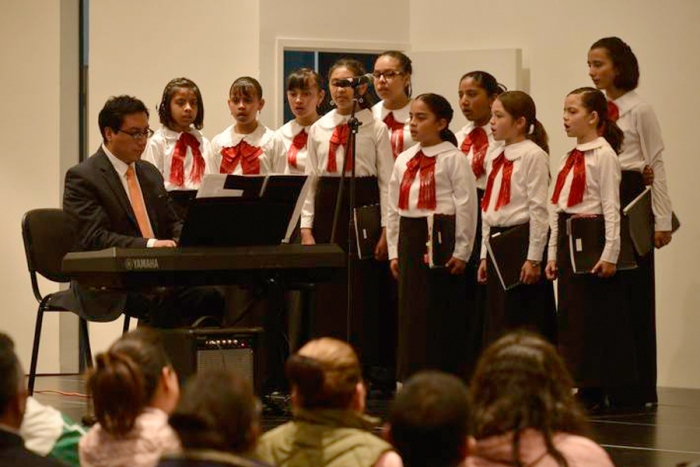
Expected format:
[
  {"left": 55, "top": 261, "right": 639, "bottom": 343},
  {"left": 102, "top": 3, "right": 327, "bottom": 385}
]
[
  {"left": 484, "top": 223, "right": 557, "bottom": 345},
  {"left": 397, "top": 216, "right": 474, "bottom": 381},
  {"left": 308, "top": 177, "right": 383, "bottom": 367},
  {"left": 556, "top": 213, "right": 638, "bottom": 388},
  {"left": 608, "top": 171, "right": 657, "bottom": 404}
]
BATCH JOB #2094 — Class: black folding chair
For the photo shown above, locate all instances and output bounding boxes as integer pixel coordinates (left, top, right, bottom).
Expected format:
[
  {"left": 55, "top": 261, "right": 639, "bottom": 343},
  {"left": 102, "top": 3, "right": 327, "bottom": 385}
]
[{"left": 21, "top": 208, "right": 130, "bottom": 394}]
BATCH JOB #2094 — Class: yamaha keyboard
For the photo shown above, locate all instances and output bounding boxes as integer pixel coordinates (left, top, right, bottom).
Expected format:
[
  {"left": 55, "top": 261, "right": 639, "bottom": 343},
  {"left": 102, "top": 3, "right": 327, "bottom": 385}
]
[{"left": 62, "top": 244, "right": 345, "bottom": 288}]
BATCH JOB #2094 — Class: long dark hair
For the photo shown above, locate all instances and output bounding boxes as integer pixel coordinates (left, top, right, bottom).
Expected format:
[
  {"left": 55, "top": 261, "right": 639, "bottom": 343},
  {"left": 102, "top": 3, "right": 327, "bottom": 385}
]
[
  {"left": 375, "top": 50, "right": 413, "bottom": 97},
  {"left": 87, "top": 329, "right": 171, "bottom": 437},
  {"left": 591, "top": 37, "right": 640, "bottom": 91},
  {"left": 496, "top": 91, "right": 549, "bottom": 153},
  {"left": 229, "top": 76, "right": 263, "bottom": 100},
  {"left": 469, "top": 331, "right": 590, "bottom": 467},
  {"left": 328, "top": 58, "right": 375, "bottom": 109},
  {"left": 459, "top": 71, "right": 507, "bottom": 98},
  {"left": 568, "top": 87, "right": 624, "bottom": 154},
  {"left": 158, "top": 77, "right": 205, "bottom": 130},
  {"left": 414, "top": 93, "right": 458, "bottom": 146}
]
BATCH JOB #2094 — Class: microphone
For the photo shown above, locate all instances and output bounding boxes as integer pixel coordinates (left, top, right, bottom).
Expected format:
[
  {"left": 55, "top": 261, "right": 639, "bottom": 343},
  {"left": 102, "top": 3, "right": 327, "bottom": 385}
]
[{"left": 334, "top": 73, "right": 374, "bottom": 88}]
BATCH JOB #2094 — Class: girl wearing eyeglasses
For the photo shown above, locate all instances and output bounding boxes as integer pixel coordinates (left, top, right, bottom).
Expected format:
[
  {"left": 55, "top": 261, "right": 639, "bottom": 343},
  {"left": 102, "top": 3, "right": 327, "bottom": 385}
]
[
  {"left": 300, "top": 58, "right": 394, "bottom": 363},
  {"left": 372, "top": 51, "right": 416, "bottom": 159}
]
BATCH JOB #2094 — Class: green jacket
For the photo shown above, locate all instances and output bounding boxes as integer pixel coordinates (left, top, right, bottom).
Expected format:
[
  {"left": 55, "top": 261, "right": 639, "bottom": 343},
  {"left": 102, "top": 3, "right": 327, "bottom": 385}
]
[{"left": 256, "top": 408, "right": 393, "bottom": 467}]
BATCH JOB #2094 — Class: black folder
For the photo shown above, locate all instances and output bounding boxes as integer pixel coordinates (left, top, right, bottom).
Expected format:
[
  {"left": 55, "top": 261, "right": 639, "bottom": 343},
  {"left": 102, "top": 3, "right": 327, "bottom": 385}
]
[
  {"left": 623, "top": 187, "right": 653, "bottom": 256},
  {"left": 427, "top": 214, "right": 456, "bottom": 268},
  {"left": 353, "top": 204, "right": 381, "bottom": 260},
  {"left": 672, "top": 211, "right": 681, "bottom": 233},
  {"left": 179, "top": 175, "right": 308, "bottom": 247},
  {"left": 486, "top": 223, "right": 529, "bottom": 291},
  {"left": 566, "top": 215, "right": 637, "bottom": 274}
]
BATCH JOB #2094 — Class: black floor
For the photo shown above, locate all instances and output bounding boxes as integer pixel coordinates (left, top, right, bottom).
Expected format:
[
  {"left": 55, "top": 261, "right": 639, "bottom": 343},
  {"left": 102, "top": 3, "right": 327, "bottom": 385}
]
[{"left": 31, "top": 375, "right": 700, "bottom": 467}]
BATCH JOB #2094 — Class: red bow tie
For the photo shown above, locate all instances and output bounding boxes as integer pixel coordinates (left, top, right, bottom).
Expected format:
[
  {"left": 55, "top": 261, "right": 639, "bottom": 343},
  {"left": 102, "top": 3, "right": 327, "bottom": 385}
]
[
  {"left": 551, "top": 149, "right": 586, "bottom": 207},
  {"left": 327, "top": 123, "right": 352, "bottom": 173},
  {"left": 384, "top": 112, "right": 405, "bottom": 159},
  {"left": 398, "top": 150, "right": 437, "bottom": 210},
  {"left": 460, "top": 126, "right": 489, "bottom": 179},
  {"left": 219, "top": 140, "right": 263, "bottom": 175},
  {"left": 481, "top": 152, "right": 514, "bottom": 211},
  {"left": 287, "top": 129, "right": 308, "bottom": 169},
  {"left": 170, "top": 132, "right": 205, "bottom": 187}
]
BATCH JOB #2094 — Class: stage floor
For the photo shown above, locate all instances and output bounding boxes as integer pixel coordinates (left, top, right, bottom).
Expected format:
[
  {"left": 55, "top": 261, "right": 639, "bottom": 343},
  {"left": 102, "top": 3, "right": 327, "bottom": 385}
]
[{"left": 32, "top": 375, "right": 700, "bottom": 467}]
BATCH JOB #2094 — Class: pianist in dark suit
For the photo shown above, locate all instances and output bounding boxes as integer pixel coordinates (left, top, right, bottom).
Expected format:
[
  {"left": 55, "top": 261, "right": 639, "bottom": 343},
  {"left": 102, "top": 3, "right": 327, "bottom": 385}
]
[{"left": 57, "top": 95, "right": 223, "bottom": 327}]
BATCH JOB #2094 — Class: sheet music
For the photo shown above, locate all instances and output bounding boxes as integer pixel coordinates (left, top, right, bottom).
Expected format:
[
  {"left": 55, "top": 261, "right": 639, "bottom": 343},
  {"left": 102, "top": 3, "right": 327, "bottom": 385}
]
[{"left": 196, "top": 174, "right": 244, "bottom": 198}]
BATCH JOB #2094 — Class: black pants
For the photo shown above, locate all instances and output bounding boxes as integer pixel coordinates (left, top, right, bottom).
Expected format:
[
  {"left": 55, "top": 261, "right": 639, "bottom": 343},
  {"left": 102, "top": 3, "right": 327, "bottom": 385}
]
[{"left": 126, "top": 285, "right": 225, "bottom": 328}]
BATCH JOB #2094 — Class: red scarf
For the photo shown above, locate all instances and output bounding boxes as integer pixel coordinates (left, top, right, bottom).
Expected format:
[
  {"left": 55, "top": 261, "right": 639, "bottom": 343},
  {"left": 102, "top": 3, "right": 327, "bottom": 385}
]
[
  {"left": 398, "top": 151, "right": 436, "bottom": 210},
  {"left": 287, "top": 129, "right": 308, "bottom": 169},
  {"left": 481, "top": 152, "right": 514, "bottom": 211},
  {"left": 551, "top": 149, "right": 586, "bottom": 207},
  {"left": 460, "top": 126, "right": 489, "bottom": 179},
  {"left": 219, "top": 140, "right": 263, "bottom": 175},
  {"left": 169, "top": 132, "right": 205, "bottom": 187},
  {"left": 607, "top": 100, "right": 620, "bottom": 122},
  {"left": 383, "top": 112, "right": 405, "bottom": 159},
  {"left": 327, "top": 124, "right": 352, "bottom": 173}
]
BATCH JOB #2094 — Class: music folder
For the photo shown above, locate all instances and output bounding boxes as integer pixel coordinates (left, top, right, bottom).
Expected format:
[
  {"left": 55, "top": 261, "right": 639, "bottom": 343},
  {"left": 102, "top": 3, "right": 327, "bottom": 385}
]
[
  {"left": 353, "top": 203, "right": 381, "bottom": 260},
  {"left": 566, "top": 215, "right": 637, "bottom": 274},
  {"left": 179, "top": 174, "right": 313, "bottom": 247},
  {"left": 623, "top": 187, "right": 653, "bottom": 256},
  {"left": 486, "top": 223, "right": 529, "bottom": 291},
  {"left": 427, "top": 214, "right": 456, "bottom": 269}
]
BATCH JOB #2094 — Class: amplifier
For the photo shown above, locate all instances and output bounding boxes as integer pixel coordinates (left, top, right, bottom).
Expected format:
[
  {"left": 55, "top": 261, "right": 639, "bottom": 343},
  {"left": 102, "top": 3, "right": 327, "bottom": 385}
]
[{"left": 159, "top": 327, "right": 263, "bottom": 393}]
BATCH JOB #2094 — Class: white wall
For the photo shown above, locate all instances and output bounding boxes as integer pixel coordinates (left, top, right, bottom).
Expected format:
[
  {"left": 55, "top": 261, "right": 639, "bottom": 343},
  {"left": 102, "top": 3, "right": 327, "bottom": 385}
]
[
  {"left": 87, "top": 0, "right": 261, "bottom": 354},
  {"left": 0, "top": 0, "right": 76, "bottom": 372},
  {"left": 410, "top": 0, "right": 700, "bottom": 388}
]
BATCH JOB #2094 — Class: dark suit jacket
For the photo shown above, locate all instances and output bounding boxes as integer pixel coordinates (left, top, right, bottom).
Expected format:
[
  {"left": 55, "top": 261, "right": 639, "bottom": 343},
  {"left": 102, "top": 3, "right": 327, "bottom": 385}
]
[
  {"left": 55, "top": 147, "right": 183, "bottom": 321},
  {"left": 0, "top": 429, "right": 68, "bottom": 467}
]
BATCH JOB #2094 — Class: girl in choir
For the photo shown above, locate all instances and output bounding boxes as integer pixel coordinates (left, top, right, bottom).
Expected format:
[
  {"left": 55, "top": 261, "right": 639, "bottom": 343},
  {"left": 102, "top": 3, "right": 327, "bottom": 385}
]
[
  {"left": 278, "top": 68, "right": 326, "bottom": 175},
  {"left": 588, "top": 36, "right": 674, "bottom": 407},
  {"left": 143, "top": 77, "right": 210, "bottom": 191},
  {"left": 372, "top": 51, "right": 416, "bottom": 158},
  {"left": 79, "top": 329, "right": 181, "bottom": 467},
  {"left": 300, "top": 58, "right": 394, "bottom": 360},
  {"left": 387, "top": 93, "right": 477, "bottom": 382},
  {"left": 545, "top": 87, "right": 636, "bottom": 411},
  {"left": 477, "top": 90, "right": 556, "bottom": 344},
  {"left": 208, "top": 76, "right": 285, "bottom": 175},
  {"left": 456, "top": 71, "right": 507, "bottom": 372}
]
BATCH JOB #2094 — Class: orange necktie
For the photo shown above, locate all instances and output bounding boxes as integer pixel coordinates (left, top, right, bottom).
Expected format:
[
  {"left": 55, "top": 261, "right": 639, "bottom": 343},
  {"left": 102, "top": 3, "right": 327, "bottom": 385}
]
[{"left": 125, "top": 165, "right": 154, "bottom": 238}]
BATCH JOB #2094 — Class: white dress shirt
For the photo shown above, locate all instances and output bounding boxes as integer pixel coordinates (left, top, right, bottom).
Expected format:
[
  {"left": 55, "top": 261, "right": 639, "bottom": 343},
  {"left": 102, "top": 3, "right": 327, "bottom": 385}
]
[
  {"left": 612, "top": 90, "right": 673, "bottom": 231},
  {"left": 387, "top": 141, "right": 478, "bottom": 262},
  {"left": 141, "top": 126, "right": 212, "bottom": 190},
  {"left": 480, "top": 139, "right": 550, "bottom": 261},
  {"left": 207, "top": 123, "right": 285, "bottom": 175},
  {"left": 277, "top": 119, "right": 312, "bottom": 175},
  {"left": 103, "top": 144, "right": 156, "bottom": 247},
  {"left": 455, "top": 122, "right": 504, "bottom": 190},
  {"left": 548, "top": 137, "right": 621, "bottom": 264},
  {"left": 372, "top": 100, "right": 416, "bottom": 156},
  {"left": 301, "top": 108, "right": 394, "bottom": 229}
]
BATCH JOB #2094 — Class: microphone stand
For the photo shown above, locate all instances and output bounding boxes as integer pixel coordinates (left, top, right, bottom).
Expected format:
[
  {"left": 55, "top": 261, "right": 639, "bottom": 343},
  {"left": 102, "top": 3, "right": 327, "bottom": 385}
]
[{"left": 329, "top": 87, "right": 362, "bottom": 343}]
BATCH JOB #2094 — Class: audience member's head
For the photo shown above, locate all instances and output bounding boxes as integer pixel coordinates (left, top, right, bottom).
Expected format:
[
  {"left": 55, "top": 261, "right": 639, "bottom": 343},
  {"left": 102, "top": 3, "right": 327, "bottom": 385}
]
[
  {"left": 169, "top": 369, "right": 260, "bottom": 454},
  {"left": 0, "top": 332, "right": 26, "bottom": 428},
  {"left": 285, "top": 337, "right": 364, "bottom": 412},
  {"left": 469, "top": 331, "right": 589, "bottom": 464},
  {"left": 388, "top": 371, "right": 470, "bottom": 467},
  {"left": 87, "top": 328, "right": 179, "bottom": 437}
]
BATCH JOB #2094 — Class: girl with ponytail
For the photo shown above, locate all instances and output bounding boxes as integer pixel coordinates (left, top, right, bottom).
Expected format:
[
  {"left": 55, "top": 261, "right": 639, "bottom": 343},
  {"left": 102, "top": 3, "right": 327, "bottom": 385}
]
[
  {"left": 387, "top": 93, "right": 478, "bottom": 382},
  {"left": 477, "top": 90, "right": 556, "bottom": 346},
  {"left": 546, "top": 87, "right": 635, "bottom": 412},
  {"left": 79, "top": 329, "right": 180, "bottom": 467}
]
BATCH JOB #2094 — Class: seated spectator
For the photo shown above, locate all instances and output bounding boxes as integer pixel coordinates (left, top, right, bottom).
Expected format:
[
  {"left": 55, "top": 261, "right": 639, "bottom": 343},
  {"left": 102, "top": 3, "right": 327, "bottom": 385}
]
[
  {"left": 79, "top": 329, "right": 180, "bottom": 467},
  {"left": 0, "top": 332, "right": 67, "bottom": 466},
  {"left": 466, "top": 331, "right": 615, "bottom": 467},
  {"left": 159, "top": 369, "right": 269, "bottom": 467},
  {"left": 256, "top": 337, "right": 401, "bottom": 467},
  {"left": 21, "top": 396, "right": 86, "bottom": 467},
  {"left": 386, "top": 371, "right": 470, "bottom": 467}
]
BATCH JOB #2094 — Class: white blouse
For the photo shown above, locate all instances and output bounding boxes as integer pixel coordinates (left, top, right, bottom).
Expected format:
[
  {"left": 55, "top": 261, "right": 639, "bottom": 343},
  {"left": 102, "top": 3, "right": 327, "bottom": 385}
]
[
  {"left": 455, "top": 122, "right": 504, "bottom": 190},
  {"left": 612, "top": 90, "right": 673, "bottom": 231},
  {"left": 480, "top": 139, "right": 550, "bottom": 262},
  {"left": 277, "top": 119, "right": 312, "bottom": 175},
  {"left": 387, "top": 141, "right": 478, "bottom": 262},
  {"left": 548, "top": 137, "right": 621, "bottom": 264},
  {"left": 207, "top": 123, "right": 285, "bottom": 175},
  {"left": 141, "top": 126, "right": 211, "bottom": 190},
  {"left": 372, "top": 100, "right": 416, "bottom": 157},
  {"left": 301, "top": 108, "right": 394, "bottom": 229}
]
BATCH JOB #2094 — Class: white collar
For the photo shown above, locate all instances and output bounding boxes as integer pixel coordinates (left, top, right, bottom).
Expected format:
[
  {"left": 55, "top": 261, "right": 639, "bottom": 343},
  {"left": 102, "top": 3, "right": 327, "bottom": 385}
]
[
  {"left": 102, "top": 143, "right": 132, "bottom": 178},
  {"left": 228, "top": 123, "right": 266, "bottom": 146},
  {"left": 502, "top": 139, "right": 535, "bottom": 161},
  {"left": 418, "top": 141, "right": 456, "bottom": 157},
  {"left": 377, "top": 100, "right": 411, "bottom": 123},
  {"left": 612, "top": 90, "right": 643, "bottom": 117},
  {"left": 460, "top": 121, "right": 493, "bottom": 137},
  {"left": 160, "top": 126, "right": 202, "bottom": 143},
  {"left": 317, "top": 108, "right": 375, "bottom": 130},
  {"left": 575, "top": 136, "right": 608, "bottom": 152},
  {"left": 281, "top": 119, "right": 310, "bottom": 138}
]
